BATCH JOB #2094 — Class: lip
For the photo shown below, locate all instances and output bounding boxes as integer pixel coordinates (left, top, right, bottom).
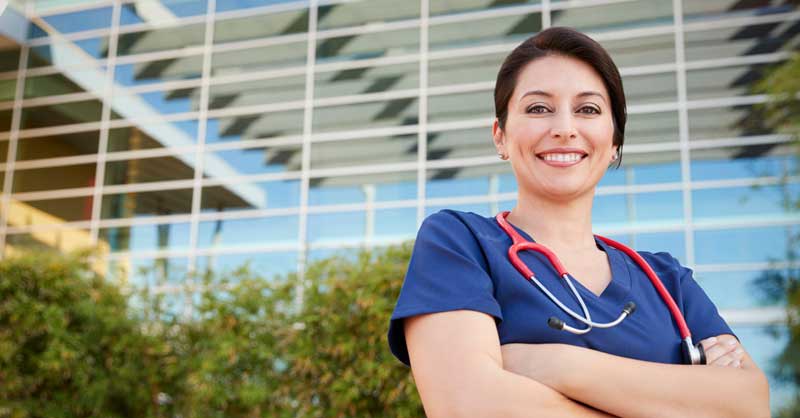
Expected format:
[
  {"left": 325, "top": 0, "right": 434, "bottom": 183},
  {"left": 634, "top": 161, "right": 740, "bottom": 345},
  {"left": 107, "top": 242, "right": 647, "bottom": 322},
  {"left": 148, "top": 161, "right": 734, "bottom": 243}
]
[{"left": 535, "top": 147, "right": 589, "bottom": 168}]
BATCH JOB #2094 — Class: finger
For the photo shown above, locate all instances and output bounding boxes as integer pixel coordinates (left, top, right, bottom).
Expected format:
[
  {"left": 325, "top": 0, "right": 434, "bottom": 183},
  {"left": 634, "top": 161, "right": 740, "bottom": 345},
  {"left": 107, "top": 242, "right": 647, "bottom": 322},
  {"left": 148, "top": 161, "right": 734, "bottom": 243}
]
[
  {"left": 710, "top": 354, "right": 735, "bottom": 367},
  {"left": 708, "top": 349, "right": 745, "bottom": 367},
  {"left": 704, "top": 342, "right": 739, "bottom": 364},
  {"left": 699, "top": 336, "right": 718, "bottom": 351}
]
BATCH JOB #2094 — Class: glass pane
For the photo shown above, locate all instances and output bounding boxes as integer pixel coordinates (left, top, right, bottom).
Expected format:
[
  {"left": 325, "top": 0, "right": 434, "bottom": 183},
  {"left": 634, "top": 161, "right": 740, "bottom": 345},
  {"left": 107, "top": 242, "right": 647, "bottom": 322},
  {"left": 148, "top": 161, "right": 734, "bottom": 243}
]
[
  {"left": 430, "top": 0, "right": 541, "bottom": 17},
  {"left": 686, "top": 62, "right": 779, "bottom": 101},
  {"left": 117, "top": 22, "right": 207, "bottom": 56},
  {"left": 691, "top": 147, "right": 798, "bottom": 181},
  {"left": 307, "top": 211, "right": 364, "bottom": 244},
  {"left": 317, "top": 0, "right": 419, "bottom": 30},
  {"left": 214, "top": 8, "right": 308, "bottom": 44},
  {"left": 688, "top": 103, "right": 777, "bottom": 141},
  {"left": 693, "top": 183, "right": 799, "bottom": 221},
  {"left": 20, "top": 100, "right": 103, "bottom": 130},
  {"left": 428, "top": 52, "right": 506, "bottom": 88},
  {"left": 609, "top": 151, "right": 682, "bottom": 184},
  {"left": 683, "top": 0, "right": 800, "bottom": 20},
  {"left": 0, "top": 109, "right": 12, "bottom": 132},
  {"left": 42, "top": 6, "right": 113, "bottom": 34},
  {"left": 429, "top": 12, "right": 541, "bottom": 52},
  {"left": 315, "top": 61, "right": 418, "bottom": 98},
  {"left": 16, "top": 130, "right": 100, "bottom": 160},
  {"left": 426, "top": 164, "right": 511, "bottom": 199},
  {"left": 211, "top": 38, "right": 307, "bottom": 75},
  {"left": 0, "top": 47, "right": 21, "bottom": 72},
  {"left": 634, "top": 231, "right": 686, "bottom": 264},
  {"left": 196, "top": 251, "right": 298, "bottom": 279},
  {"left": 209, "top": 74, "right": 305, "bottom": 110},
  {"left": 313, "top": 97, "right": 418, "bottom": 133},
  {"left": 310, "top": 134, "right": 417, "bottom": 170},
  {"left": 684, "top": 23, "right": 800, "bottom": 62},
  {"left": 625, "top": 71, "right": 677, "bottom": 105},
  {"left": 99, "top": 222, "right": 191, "bottom": 252},
  {"left": 120, "top": 0, "right": 207, "bottom": 24},
  {"left": 622, "top": 111, "right": 680, "bottom": 145},
  {"left": 112, "top": 86, "right": 200, "bottom": 116},
  {"left": 695, "top": 225, "right": 793, "bottom": 265},
  {"left": 552, "top": 0, "right": 673, "bottom": 33},
  {"left": 602, "top": 33, "right": 676, "bottom": 68},
  {"left": 428, "top": 90, "right": 493, "bottom": 124},
  {"left": 427, "top": 127, "right": 494, "bottom": 161},
  {"left": 197, "top": 215, "right": 299, "bottom": 248},
  {"left": 216, "top": 0, "right": 305, "bottom": 13},
  {"left": 203, "top": 142, "right": 303, "bottom": 175},
  {"left": 200, "top": 179, "right": 301, "bottom": 212},
  {"left": 28, "top": 37, "right": 110, "bottom": 69},
  {"left": 5, "top": 228, "right": 92, "bottom": 254},
  {"left": 207, "top": 109, "right": 304, "bottom": 143},
  {"left": 104, "top": 154, "right": 196, "bottom": 186},
  {"left": 101, "top": 187, "right": 195, "bottom": 219},
  {"left": 115, "top": 54, "right": 203, "bottom": 86},
  {"left": 7, "top": 196, "right": 93, "bottom": 225},
  {"left": 13, "top": 163, "right": 96, "bottom": 192},
  {"left": 24, "top": 73, "right": 91, "bottom": 98},
  {"left": 696, "top": 269, "right": 785, "bottom": 310},
  {"left": 316, "top": 27, "right": 419, "bottom": 64},
  {"left": 309, "top": 171, "right": 417, "bottom": 205},
  {"left": 0, "top": 79, "right": 17, "bottom": 102},
  {"left": 425, "top": 202, "right": 491, "bottom": 217},
  {"left": 108, "top": 124, "right": 199, "bottom": 152},
  {"left": 374, "top": 207, "right": 417, "bottom": 240}
]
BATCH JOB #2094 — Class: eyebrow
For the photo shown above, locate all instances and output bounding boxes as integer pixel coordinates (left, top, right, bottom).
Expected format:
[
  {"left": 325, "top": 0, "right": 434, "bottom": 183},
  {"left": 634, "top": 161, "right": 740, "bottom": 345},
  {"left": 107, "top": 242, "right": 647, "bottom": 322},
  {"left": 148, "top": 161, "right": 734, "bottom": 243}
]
[{"left": 519, "top": 90, "right": 607, "bottom": 103}]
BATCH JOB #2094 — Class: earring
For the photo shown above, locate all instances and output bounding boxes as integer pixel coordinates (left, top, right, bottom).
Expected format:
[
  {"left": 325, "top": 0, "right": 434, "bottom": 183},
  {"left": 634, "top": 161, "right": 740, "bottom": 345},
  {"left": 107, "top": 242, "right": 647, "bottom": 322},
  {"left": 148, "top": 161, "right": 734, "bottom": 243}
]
[
  {"left": 498, "top": 152, "right": 508, "bottom": 160},
  {"left": 611, "top": 151, "right": 619, "bottom": 162}
]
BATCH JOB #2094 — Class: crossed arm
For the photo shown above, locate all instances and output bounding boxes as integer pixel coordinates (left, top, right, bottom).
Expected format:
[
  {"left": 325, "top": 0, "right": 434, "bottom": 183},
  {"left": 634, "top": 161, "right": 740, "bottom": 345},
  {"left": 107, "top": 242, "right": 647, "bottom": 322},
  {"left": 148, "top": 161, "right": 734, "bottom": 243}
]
[{"left": 404, "top": 310, "right": 770, "bottom": 418}]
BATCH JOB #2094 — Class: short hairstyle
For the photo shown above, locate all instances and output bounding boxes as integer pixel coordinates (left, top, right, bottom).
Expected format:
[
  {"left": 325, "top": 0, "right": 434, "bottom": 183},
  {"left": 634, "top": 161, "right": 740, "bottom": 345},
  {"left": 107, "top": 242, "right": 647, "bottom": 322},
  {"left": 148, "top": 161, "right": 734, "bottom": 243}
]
[{"left": 493, "top": 27, "right": 627, "bottom": 166}]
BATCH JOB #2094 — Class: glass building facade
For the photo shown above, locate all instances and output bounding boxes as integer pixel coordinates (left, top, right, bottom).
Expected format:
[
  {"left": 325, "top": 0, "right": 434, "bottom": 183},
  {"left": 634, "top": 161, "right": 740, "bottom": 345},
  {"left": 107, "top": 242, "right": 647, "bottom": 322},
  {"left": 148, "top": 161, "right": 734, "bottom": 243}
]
[{"left": 0, "top": 0, "right": 798, "bottom": 411}]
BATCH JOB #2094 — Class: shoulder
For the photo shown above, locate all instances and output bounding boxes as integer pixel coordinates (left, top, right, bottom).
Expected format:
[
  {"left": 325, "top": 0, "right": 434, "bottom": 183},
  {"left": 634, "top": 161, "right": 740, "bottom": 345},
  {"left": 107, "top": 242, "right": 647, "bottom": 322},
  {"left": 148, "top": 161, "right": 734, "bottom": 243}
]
[
  {"left": 635, "top": 250, "right": 691, "bottom": 284},
  {"left": 419, "top": 209, "right": 498, "bottom": 239}
]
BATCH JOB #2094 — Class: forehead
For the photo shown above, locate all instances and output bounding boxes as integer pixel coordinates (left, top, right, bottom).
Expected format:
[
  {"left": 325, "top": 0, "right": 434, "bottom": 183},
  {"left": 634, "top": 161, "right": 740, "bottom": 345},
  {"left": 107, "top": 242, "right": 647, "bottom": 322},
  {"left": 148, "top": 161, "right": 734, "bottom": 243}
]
[{"left": 513, "top": 54, "right": 608, "bottom": 100}]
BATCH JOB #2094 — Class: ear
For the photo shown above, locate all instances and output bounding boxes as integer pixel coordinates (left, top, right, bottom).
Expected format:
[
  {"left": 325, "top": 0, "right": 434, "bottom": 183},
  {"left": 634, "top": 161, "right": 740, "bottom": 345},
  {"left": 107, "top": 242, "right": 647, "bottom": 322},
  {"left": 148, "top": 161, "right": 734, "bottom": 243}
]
[{"left": 492, "top": 119, "right": 506, "bottom": 154}]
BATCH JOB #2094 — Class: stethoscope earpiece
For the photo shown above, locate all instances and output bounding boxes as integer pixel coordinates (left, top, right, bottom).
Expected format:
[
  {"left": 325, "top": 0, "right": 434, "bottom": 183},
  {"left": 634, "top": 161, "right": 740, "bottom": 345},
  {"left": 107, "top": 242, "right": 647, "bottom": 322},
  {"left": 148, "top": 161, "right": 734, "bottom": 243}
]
[{"left": 547, "top": 317, "right": 565, "bottom": 330}]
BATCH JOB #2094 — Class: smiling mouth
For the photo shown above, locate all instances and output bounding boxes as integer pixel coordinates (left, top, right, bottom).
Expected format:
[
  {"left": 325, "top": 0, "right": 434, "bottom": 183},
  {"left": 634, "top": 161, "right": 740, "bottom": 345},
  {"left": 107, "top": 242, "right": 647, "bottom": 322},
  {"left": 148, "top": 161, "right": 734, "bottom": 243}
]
[{"left": 536, "top": 152, "right": 588, "bottom": 164}]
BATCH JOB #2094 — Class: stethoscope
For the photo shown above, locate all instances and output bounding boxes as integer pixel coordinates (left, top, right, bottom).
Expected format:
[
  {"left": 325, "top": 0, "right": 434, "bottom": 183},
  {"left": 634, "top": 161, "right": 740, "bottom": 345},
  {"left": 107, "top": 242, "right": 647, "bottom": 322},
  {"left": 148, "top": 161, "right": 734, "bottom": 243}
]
[{"left": 496, "top": 211, "right": 707, "bottom": 365}]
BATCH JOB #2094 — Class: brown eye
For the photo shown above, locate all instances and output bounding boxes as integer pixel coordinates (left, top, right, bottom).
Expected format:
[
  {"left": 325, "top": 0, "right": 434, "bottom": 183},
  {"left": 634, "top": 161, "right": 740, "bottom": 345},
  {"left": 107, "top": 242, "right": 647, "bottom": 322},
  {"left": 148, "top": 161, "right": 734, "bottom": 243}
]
[
  {"left": 527, "top": 105, "right": 549, "bottom": 114},
  {"left": 578, "top": 106, "right": 600, "bottom": 115}
]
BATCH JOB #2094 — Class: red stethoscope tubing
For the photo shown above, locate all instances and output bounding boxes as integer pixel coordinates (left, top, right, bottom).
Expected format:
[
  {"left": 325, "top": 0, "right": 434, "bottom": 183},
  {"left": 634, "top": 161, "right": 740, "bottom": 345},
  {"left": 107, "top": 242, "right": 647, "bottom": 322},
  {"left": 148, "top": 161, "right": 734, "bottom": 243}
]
[{"left": 495, "top": 211, "right": 692, "bottom": 340}]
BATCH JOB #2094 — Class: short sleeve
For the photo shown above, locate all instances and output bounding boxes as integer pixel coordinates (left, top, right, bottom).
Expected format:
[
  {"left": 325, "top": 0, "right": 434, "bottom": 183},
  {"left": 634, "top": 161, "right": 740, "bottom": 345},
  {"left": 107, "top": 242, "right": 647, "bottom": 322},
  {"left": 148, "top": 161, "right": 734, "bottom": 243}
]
[
  {"left": 673, "top": 257, "right": 737, "bottom": 343},
  {"left": 387, "top": 211, "right": 502, "bottom": 367}
]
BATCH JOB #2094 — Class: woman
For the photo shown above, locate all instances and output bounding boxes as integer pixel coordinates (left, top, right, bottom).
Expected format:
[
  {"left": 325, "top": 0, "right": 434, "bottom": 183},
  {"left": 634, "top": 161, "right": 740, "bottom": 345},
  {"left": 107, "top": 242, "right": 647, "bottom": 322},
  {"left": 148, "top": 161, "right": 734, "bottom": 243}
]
[{"left": 387, "top": 27, "right": 770, "bottom": 417}]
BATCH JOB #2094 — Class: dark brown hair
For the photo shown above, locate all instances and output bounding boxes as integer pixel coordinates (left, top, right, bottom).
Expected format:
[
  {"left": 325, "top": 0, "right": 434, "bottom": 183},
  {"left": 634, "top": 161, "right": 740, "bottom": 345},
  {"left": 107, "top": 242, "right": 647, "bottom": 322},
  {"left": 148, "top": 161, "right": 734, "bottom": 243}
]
[{"left": 494, "top": 27, "right": 627, "bottom": 166}]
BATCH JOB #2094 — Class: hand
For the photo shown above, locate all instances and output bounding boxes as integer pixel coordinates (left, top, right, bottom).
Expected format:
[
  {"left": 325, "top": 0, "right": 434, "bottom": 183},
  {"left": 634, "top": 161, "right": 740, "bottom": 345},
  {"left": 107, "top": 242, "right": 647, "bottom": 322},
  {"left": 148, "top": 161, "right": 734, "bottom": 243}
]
[
  {"left": 500, "top": 343, "right": 572, "bottom": 388},
  {"left": 699, "top": 335, "right": 744, "bottom": 368}
]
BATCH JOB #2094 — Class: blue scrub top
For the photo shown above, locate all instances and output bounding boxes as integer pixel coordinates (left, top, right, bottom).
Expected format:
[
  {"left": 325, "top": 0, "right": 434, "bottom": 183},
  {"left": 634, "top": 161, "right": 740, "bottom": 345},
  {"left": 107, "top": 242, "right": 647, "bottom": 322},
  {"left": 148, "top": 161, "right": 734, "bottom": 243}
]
[{"left": 388, "top": 209, "right": 734, "bottom": 367}]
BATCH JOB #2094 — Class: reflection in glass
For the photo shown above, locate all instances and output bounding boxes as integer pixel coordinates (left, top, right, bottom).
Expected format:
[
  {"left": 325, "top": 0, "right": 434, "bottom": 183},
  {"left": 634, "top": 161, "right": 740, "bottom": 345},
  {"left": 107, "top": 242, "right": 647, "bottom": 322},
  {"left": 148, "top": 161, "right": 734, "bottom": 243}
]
[
  {"left": 310, "top": 134, "right": 417, "bottom": 170},
  {"left": 315, "top": 62, "right": 418, "bottom": 98},
  {"left": 196, "top": 251, "right": 298, "bottom": 280},
  {"left": 211, "top": 39, "right": 307, "bottom": 75},
  {"left": 100, "top": 222, "right": 191, "bottom": 252},
  {"left": 317, "top": 0, "right": 419, "bottom": 30},
  {"left": 5, "top": 228, "right": 94, "bottom": 256},
  {"left": 42, "top": 6, "right": 113, "bottom": 34},
  {"left": 207, "top": 110, "right": 303, "bottom": 142},
  {"left": 201, "top": 179, "right": 301, "bottom": 212},
  {"left": 28, "top": 37, "right": 110, "bottom": 69},
  {"left": 0, "top": 79, "right": 16, "bottom": 102},
  {"left": 693, "top": 184, "right": 800, "bottom": 221},
  {"left": 24, "top": 73, "right": 89, "bottom": 98},
  {"left": 427, "top": 164, "right": 512, "bottom": 199},
  {"left": 316, "top": 27, "right": 419, "bottom": 64},
  {"left": 0, "top": 109, "right": 12, "bottom": 132},
  {"left": 684, "top": 24, "right": 800, "bottom": 62},
  {"left": 307, "top": 211, "right": 364, "bottom": 244},
  {"left": 105, "top": 154, "right": 196, "bottom": 186},
  {"left": 428, "top": 90, "right": 493, "bottom": 124},
  {"left": 117, "top": 22, "right": 206, "bottom": 56},
  {"left": 13, "top": 163, "right": 96, "bottom": 192},
  {"left": 0, "top": 48, "right": 21, "bottom": 72},
  {"left": 633, "top": 191, "right": 683, "bottom": 222},
  {"left": 374, "top": 207, "right": 417, "bottom": 240},
  {"left": 425, "top": 203, "right": 491, "bottom": 217},
  {"left": 602, "top": 34, "right": 676, "bottom": 68},
  {"left": 553, "top": 0, "right": 673, "bottom": 34},
  {"left": 101, "top": 188, "right": 194, "bottom": 219},
  {"left": 216, "top": 0, "right": 305, "bottom": 13},
  {"left": 427, "top": 127, "right": 494, "bottom": 160},
  {"left": 20, "top": 100, "right": 103, "bottom": 130},
  {"left": 687, "top": 62, "right": 777, "bottom": 101},
  {"left": 689, "top": 103, "right": 778, "bottom": 140},
  {"left": 214, "top": 8, "right": 308, "bottom": 44},
  {"left": 430, "top": 0, "right": 540, "bottom": 17},
  {"left": 8, "top": 196, "right": 93, "bottom": 225},
  {"left": 696, "top": 270, "right": 780, "bottom": 310},
  {"left": 313, "top": 97, "right": 418, "bottom": 133},
  {"left": 113, "top": 86, "right": 200, "bottom": 116},
  {"left": 209, "top": 75, "right": 305, "bottom": 109},
  {"left": 428, "top": 52, "right": 505, "bottom": 88},
  {"left": 691, "top": 150, "right": 797, "bottom": 181},
  {"left": 197, "top": 215, "right": 299, "bottom": 248},
  {"left": 634, "top": 231, "right": 686, "bottom": 264},
  {"left": 624, "top": 71, "right": 677, "bottom": 105},
  {"left": 429, "top": 12, "right": 541, "bottom": 52},
  {"left": 109, "top": 125, "right": 198, "bottom": 152},
  {"left": 309, "top": 171, "right": 417, "bottom": 205},
  {"left": 17, "top": 130, "right": 100, "bottom": 160},
  {"left": 115, "top": 54, "right": 203, "bottom": 86},
  {"left": 108, "top": 257, "right": 190, "bottom": 288},
  {"left": 695, "top": 225, "right": 793, "bottom": 265},
  {"left": 120, "top": 0, "right": 207, "bottom": 24},
  {"left": 204, "top": 143, "right": 303, "bottom": 175}
]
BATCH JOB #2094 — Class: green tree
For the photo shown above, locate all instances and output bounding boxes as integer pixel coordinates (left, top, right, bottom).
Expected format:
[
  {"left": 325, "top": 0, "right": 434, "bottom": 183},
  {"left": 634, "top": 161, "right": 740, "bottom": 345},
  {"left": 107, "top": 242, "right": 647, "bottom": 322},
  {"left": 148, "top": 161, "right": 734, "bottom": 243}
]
[{"left": 751, "top": 52, "right": 800, "bottom": 417}]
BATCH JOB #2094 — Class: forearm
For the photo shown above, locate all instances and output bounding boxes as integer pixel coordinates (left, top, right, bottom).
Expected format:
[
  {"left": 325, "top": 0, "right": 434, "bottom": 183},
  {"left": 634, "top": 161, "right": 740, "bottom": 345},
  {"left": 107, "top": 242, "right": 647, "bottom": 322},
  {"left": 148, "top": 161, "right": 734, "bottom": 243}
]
[
  {"left": 431, "top": 363, "right": 617, "bottom": 418},
  {"left": 516, "top": 345, "right": 769, "bottom": 418}
]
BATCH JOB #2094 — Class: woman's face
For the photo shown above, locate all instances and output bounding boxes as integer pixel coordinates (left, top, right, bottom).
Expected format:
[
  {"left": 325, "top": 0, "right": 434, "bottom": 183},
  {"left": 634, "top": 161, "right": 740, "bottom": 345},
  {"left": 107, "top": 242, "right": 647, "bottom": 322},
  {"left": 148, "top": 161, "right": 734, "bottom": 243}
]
[{"left": 493, "top": 54, "right": 617, "bottom": 203}]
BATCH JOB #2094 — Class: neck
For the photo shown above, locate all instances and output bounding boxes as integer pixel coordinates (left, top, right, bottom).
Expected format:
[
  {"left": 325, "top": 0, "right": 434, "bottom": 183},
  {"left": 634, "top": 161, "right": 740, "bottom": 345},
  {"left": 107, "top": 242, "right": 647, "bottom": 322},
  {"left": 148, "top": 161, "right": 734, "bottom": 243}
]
[{"left": 507, "top": 190, "right": 597, "bottom": 253}]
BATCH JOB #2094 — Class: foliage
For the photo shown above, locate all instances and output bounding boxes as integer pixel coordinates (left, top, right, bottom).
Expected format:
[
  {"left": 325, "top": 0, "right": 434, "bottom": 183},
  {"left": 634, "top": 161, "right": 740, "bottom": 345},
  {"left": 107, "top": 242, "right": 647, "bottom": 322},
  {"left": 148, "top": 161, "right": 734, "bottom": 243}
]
[{"left": 0, "top": 244, "right": 423, "bottom": 417}]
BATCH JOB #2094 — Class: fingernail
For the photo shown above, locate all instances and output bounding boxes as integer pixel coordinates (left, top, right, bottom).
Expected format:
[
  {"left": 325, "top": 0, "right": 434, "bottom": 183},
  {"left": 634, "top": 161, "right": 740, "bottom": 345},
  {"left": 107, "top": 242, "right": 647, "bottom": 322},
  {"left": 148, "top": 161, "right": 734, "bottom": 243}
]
[
  {"left": 734, "top": 348, "right": 744, "bottom": 355},
  {"left": 733, "top": 361, "right": 741, "bottom": 367},
  {"left": 707, "top": 337, "right": 717, "bottom": 344},
  {"left": 725, "top": 339, "right": 737, "bottom": 346}
]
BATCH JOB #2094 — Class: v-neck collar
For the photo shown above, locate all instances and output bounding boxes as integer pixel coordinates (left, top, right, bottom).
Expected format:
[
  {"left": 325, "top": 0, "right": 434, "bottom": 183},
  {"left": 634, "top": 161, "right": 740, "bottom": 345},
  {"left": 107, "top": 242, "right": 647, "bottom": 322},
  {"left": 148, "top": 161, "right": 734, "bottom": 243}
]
[{"left": 503, "top": 220, "right": 633, "bottom": 301}]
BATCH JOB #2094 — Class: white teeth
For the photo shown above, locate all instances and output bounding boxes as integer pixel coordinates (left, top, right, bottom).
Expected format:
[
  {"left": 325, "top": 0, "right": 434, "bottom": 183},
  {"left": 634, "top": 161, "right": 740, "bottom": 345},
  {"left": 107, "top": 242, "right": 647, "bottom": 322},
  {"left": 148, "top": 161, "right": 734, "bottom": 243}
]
[{"left": 542, "top": 153, "right": 583, "bottom": 163}]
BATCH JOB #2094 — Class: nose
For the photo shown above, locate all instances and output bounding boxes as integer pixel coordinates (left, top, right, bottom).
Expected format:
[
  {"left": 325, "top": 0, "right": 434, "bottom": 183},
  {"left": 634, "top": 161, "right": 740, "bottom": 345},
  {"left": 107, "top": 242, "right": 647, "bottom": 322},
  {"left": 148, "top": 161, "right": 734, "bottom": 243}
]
[{"left": 550, "top": 114, "right": 577, "bottom": 140}]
